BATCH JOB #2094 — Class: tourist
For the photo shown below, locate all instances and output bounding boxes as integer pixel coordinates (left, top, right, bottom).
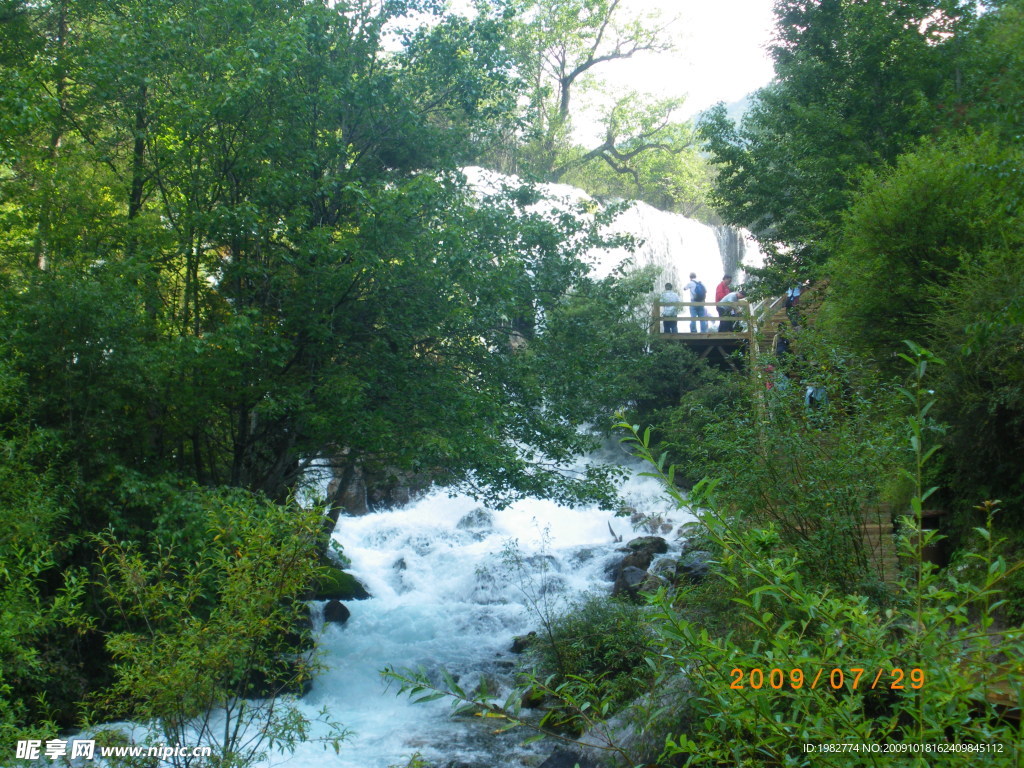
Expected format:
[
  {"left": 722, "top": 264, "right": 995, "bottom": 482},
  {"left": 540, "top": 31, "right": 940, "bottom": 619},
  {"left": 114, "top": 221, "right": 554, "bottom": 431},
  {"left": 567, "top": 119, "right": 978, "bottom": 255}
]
[
  {"left": 718, "top": 289, "right": 745, "bottom": 332},
  {"left": 683, "top": 272, "right": 708, "bottom": 333},
  {"left": 715, "top": 274, "right": 732, "bottom": 331},
  {"left": 786, "top": 284, "right": 801, "bottom": 308},
  {"left": 660, "top": 282, "right": 680, "bottom": 333},
  {"left": 715, "top": 274, "right": 732, "bottom": 302},
  {"left": 773, "top": 322, "right": 790, "bottom": 358}
]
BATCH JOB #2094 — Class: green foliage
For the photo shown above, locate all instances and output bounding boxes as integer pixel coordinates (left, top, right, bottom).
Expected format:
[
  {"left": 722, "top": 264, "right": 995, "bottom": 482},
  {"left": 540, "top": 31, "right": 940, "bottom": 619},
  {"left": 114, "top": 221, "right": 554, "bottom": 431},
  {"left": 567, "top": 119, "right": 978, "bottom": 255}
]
[
  {"left": 0, "top": 353, "right": 87, "bottom": 741},
  {"left": 653, "top": 333, "right": 906, "bottom": 591},
  {"left": 617, "top": 365, "right": 1024, "bottom": 765},
  {"left": 824, "top": 131, "right": 1024, "bottom": 360},
  {"left": 633, "top": 349, "right": 745, "bottom": 489},
  {"left": 525, "top": 594, "right": 655, "bottom": 732},
  {"left": 474, "top": 0, "right": 711, "bottom": 205},
  {"left": 700, "top": 0, "right": 977, "bottom": 277},
  {"left": 928, "top": 245, "right": 1024, "bottom": 528},
  {"left": 938, "top": 0, "right": 1024, "bottom": 139},
  {"left": 91, "top": 494, "right": 346, "bottom": 766}
]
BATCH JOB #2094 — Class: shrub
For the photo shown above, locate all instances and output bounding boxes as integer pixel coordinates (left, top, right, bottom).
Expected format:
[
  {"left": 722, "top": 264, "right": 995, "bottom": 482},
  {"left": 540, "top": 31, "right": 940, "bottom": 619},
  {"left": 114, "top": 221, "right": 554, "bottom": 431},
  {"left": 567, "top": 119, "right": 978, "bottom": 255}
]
[
  {"left": 90, "top": 493, "right": 346, "bottom": 767},
  {"left": 526, "top": 594, "right": 656, "bottom": 732}
]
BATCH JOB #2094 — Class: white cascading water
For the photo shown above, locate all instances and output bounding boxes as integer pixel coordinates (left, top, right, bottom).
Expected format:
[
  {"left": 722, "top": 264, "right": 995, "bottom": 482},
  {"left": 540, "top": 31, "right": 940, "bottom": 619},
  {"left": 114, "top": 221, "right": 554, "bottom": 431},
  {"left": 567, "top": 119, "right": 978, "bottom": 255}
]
[
  {"left": 462, "top": 166, "right": 764, "bottom": 291},
  {"left": 282, "top": 456, "right": 693, "bottom": 768}
]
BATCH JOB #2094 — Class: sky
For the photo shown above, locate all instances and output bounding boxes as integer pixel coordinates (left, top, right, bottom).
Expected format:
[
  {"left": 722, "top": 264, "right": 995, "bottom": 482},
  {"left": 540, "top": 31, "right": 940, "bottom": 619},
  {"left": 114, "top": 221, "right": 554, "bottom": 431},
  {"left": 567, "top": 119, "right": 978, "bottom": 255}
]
[{"left": 598, "top": 0, "right": 778, "bottom": 118}]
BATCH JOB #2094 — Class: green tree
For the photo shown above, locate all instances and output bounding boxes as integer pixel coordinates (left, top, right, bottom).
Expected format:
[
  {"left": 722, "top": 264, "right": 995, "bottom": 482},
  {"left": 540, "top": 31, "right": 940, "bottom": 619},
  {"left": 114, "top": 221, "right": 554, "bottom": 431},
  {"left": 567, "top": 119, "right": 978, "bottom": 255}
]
[
  {"left": 473, "top": 0, "right": 706, "bottom": 202},
  {"left": 91, "top": 493, "right": 345, "bottom": 765},
  {"left": 823, "top": 132, "right": 1024, "bottom": 361},
  {"left": 0, "top": 0, "right": 661, "bottom": 742},
  {"left": 699, "top": 0, "right": 975, "bottom": 280}
]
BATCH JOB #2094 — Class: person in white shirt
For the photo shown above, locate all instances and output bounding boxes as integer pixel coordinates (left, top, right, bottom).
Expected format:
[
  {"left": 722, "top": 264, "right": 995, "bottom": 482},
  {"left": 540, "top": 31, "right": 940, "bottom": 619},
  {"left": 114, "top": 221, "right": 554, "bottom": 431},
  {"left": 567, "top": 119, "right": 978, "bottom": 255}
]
[
  {"left": 660, "top": 282, "right": 680, "bottom": 333},
  {"left": 718, "top": 290, "right": 746, "bottom": 332}
]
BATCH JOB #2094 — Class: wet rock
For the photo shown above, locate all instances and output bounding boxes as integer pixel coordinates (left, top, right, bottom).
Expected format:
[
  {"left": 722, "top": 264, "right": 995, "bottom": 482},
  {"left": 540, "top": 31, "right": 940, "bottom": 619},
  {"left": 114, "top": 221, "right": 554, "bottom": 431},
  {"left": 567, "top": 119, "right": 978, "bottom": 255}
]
[
  {"left": 612, "top": 565, "right": 649, "bottom": 598},
  {"left": 456, "top": 507, "right": 493, "bottom": 530},
  {"left": 625, "top": 535, "right": 669, "bottom": 556},
  {"left": 677, "top": 549, "right": 714, "bottom": 584},
  {"left": 620, "top": 549, "right": 654, "bottom": 571},
  {"left": 570, "top": 547, "right": 596, "bottom": 565},
  {"left": 323, "top": 600, "right": 350, "bottom": 624},
  {"left": 616, "top": 535, "right": 669, "bottom": 573},
  {"left": 521, "top": 686, "right": 546, "bottom": 709},
  {"left": 603, "top": 555, "right": 622, "bottom": 581},
  {"left": 578, "top": 675, "right": 695, "bottom": 766},
  {"left": 312, "top": 565, "right": 370, "bottom": 601},
  {"left": 470, "top": 674, "right": 500, "bottom": 699},
  {"left": 511, "top": 631, "right": 537, "bottom": 653},
  {"left": 640, "top": 572, "right": 666, "bottom": 594},
  {"left": 524, "top": 554, "right": 561, "bottom": 572}
]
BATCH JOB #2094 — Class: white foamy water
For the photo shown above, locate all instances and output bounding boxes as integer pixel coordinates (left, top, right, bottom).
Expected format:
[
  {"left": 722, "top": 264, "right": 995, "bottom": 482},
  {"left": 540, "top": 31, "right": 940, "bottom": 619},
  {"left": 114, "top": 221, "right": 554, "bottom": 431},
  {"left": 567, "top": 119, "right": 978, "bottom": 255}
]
[
  {"left": 278, "top": 461, "right": 691, "bottom": 768},
  {"left": 461, "top": 166, "right": 764, "bottom": 293}
]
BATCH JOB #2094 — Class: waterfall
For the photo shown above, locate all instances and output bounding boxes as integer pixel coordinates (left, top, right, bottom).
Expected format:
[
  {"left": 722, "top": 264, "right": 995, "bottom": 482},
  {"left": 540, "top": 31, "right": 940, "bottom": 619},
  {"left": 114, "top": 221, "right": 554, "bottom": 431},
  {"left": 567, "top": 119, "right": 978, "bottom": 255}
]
[
  {"left": 279, "top": 457, "right": 693, "bottom": 767},
  {"left": 461, "top": 167, "right": 764, "bottom": 289}
]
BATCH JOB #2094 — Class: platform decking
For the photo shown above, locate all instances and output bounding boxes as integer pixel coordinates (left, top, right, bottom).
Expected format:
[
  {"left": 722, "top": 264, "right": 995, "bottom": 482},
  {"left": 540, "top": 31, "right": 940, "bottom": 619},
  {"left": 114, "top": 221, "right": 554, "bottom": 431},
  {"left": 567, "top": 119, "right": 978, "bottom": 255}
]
[{"left": 651, "top": 293, "right": 790, "bottom": 370}]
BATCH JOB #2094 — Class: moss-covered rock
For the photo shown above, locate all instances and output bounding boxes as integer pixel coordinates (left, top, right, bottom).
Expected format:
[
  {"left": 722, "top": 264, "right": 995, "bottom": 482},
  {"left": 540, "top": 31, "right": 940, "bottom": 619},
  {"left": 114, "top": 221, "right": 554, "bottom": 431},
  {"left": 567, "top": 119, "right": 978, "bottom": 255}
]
[{"left": 313, "top": 566, "right": 370, "bottom": 601}]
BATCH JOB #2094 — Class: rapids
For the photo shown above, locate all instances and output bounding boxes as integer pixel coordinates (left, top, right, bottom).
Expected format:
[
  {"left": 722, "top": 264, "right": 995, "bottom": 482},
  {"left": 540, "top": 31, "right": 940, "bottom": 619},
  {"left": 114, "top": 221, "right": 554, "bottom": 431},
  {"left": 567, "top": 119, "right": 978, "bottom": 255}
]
[{"left": 282, "top": 459, "right": 693, "bottom": 767}]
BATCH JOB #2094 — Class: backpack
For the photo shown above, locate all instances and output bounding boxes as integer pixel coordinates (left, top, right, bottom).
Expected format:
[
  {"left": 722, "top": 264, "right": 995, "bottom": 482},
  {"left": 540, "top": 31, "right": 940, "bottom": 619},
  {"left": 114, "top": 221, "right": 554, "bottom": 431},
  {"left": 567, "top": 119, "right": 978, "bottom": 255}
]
[{"left": 692, "top": 281, "right": 707, "bottom": 301}]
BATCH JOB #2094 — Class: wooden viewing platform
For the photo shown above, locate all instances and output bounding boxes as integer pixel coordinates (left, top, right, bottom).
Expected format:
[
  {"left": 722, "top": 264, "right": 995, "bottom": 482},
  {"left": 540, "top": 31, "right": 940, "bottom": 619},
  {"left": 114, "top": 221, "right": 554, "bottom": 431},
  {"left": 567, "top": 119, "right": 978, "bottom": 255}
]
[{"left": 651, "top": 294, "right": 790, "bottom": 370}]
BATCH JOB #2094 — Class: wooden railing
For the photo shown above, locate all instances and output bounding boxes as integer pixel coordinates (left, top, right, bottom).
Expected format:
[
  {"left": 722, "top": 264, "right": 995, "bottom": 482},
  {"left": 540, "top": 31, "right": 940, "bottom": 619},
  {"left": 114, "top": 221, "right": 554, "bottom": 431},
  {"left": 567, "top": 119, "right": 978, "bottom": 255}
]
[
  {"left": 652, "top": 295, "right": 789, "bottom": 337},
  {"left": 650, "top": 301, "right": 751, "bottom": 335}
]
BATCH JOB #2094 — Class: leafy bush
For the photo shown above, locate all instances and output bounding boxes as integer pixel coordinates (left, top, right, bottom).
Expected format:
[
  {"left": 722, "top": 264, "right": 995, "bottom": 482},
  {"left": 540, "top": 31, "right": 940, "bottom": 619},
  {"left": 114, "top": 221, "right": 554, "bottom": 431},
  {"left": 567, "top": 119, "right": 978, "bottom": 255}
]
[
  {"left": 823, "top": 131, "right": 1024, "bottom": 363},
  {"left": 658, "top": 332, "right": 906, "bottom": 592},
  {"left": 90, "top": 493, "right": 346, "bottom": 767},
  {"left": 0, "top": 353, "right": 88, "bottom": 739},
  {"left": 526, "top": 593, "right": 656, "bottom": 731},
  {"left": 928, "top": 246, "right": 1024, "bottom": 529}
]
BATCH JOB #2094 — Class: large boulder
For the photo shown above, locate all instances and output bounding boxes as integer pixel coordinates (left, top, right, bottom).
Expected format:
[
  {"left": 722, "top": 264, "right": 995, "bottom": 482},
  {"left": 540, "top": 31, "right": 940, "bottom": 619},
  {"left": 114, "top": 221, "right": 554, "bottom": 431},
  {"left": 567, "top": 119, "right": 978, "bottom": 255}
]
[
  {"left": 323, "top": 599, "right": 350, "bottom": 624},
  {"left": 612, "top": 565, "right": 649, "bottom": 599},
  {"left": 456, "top": 507, "right": 493, "bottom": 530},
  {"left": 676, "top": 549, "right": 714, "bottom": 585},
  {"left": 510, "top": 631, "right": 537, "bottom": 654},
  {"left": 312, "top": 566, "right": 370, "bottom": 601},
  {"left": 625, "top": 535, "right": 669, "bottom": 556},
  {"left": 611, "top": 536, "right": 670, "bottom": 598},
  {"left": 620, "top": 536, "right": 668, "bottom": 571}
]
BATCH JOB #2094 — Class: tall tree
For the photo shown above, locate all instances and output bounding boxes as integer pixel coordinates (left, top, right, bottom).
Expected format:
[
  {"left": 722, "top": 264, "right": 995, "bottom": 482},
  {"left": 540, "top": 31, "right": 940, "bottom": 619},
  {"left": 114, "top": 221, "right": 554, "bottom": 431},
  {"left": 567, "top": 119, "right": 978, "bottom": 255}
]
[
  {"left": 0, "top": 0, "right": 646, "bottom": 512},
  {"left": 699, "top": 0, "right": 976, "bottom": 279},
  {"left": 477, "top": 0, "right": 701, "bottom": 195}
]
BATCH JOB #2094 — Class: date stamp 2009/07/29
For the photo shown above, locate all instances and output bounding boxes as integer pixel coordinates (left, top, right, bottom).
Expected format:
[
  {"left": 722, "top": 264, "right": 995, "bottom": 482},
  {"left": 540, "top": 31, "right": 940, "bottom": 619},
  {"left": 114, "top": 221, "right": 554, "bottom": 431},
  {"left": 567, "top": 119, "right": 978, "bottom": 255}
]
[{"left": 729, "top": 667, "right": 925, "bottom": 692}]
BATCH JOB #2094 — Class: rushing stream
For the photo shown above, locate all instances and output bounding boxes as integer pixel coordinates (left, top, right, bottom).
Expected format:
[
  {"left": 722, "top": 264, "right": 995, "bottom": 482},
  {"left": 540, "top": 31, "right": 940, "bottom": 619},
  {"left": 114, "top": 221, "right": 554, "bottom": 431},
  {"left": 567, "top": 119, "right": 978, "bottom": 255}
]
[{"left": 280, "top": 456, "right": 693, "bottom": 768}]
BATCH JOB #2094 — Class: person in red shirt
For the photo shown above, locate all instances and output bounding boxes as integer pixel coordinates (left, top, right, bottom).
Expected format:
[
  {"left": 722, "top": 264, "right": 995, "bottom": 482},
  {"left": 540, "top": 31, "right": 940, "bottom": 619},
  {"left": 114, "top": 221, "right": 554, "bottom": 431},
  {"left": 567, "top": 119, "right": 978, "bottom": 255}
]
[
  {"left": 715, "top": 274, "right": 732, "bottom": 302},
  {"left": 715, "top": 275, "right": 732, "bottom": 330}
]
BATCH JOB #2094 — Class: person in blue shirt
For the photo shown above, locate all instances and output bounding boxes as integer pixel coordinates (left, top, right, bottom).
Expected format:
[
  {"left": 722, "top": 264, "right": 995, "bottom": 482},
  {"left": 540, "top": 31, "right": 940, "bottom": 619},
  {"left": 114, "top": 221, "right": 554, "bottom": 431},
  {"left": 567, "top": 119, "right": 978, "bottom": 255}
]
[{"left": 683, "top": 273, "right": 708, "bottom": 333}]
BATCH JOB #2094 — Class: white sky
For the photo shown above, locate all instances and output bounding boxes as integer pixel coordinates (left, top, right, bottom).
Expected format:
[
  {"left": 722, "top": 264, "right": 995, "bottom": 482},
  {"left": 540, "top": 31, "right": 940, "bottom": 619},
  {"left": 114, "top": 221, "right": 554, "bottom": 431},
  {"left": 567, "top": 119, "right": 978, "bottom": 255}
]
[{"left": 598, "top": 0, "right": 778, "bottom": 118}]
